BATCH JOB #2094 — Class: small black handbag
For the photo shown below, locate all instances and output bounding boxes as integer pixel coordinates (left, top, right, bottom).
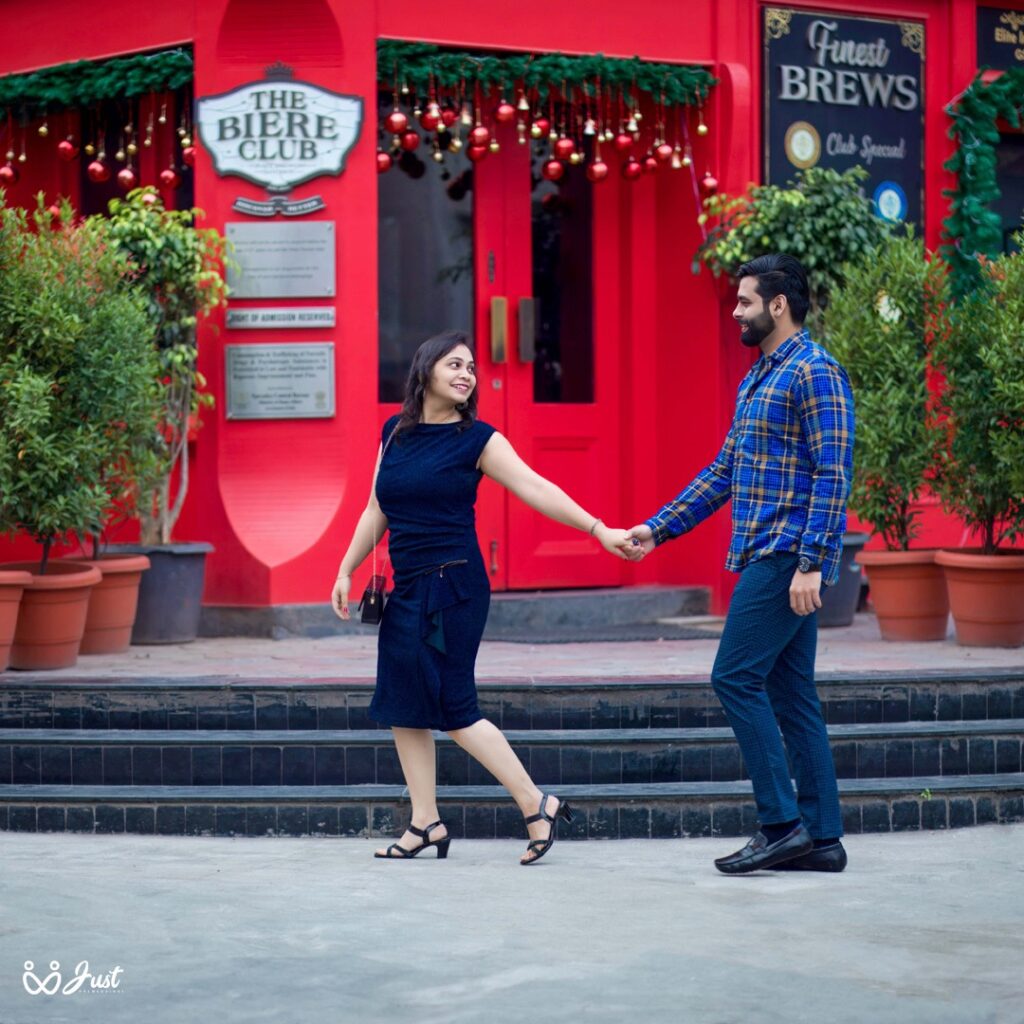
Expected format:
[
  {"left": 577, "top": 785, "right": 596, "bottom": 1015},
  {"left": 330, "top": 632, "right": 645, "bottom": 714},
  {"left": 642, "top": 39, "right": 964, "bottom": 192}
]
[{"left": 359, "top": 573, "right": 388, "bottom": 624}]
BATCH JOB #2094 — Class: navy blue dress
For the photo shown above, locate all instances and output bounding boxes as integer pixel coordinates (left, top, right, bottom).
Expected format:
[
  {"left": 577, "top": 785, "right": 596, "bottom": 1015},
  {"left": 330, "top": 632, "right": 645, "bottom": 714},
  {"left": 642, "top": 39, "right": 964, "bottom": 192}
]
[{"left": 370, "top": 414, "right": 497, "bottom": 731}]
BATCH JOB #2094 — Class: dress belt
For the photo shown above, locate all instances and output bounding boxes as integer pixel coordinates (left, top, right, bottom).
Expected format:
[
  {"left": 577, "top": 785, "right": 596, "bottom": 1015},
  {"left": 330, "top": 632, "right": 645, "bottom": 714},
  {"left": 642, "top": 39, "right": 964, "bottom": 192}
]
[{"left": 420, "top": 558, "right": 468, "bottom": 578}]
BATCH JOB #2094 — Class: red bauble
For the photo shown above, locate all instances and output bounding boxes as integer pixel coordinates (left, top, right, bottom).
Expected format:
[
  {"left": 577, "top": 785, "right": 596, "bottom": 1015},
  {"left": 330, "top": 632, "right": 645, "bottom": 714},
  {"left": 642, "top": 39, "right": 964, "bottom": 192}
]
[
  {"left": 57, "top": 139, "right": 79, "bottom": 161},
  {"left": 400, "top": 130, "right": 420, "bottom": 151},
  {"left": 0, "top": 163, "right": 18, "bottom": 186},
  {"left": 643, "top": 156, "right": 660, "bottom": 174},
  {"left": 586, "top": 159, "right": 609, "bottom": 183},
  {"left": 376, "top": 150, "right": 393, "bottom": 173},
  {"left": 385, "top": 110, "right": 408, "bottom": 134},
  {"left": 621, "top": 158, "right": 643, "bottom": 181},
  {"left": 86, "top": 160, "right": 110, "bottom": 183},
  {"left": 441, "top": 108, "right": 458, "bottom": 128},
  {"left": 495, "top": 102, "right": 516, "bottom": 123},
  {"left": 655, "top": 142, "right": 674, "bottom": 162},
  {"left": 469, "top": 125, "right": 491, "bottom": 148},
  {"left": 542, "top": 159, "right": 565, "bottom": 182},
  {"left": 532, "top": 117, "right": 551, "bottom": 137},
  {"left": 419, "top": 111, "right": 440, "bottom": 132},
  {"left": 117, "top": 167, "right": 137, "bottom": 191},
  {"left": 466, "top": 145, "right": 489, "bottom": 163},
  {"left": 701, "top": 172, "right": 719, "bottom": 195},
  {"left": 553, "top": 137, "right": 576, "bottom": 160},
  {"left": 159, "top": 167, "right": 181, "bottom": 189},
  {"left": 613, "top": 132, "right": 634, "bottom": 153},
  {"left": 182, "top": 146, "right": 196, "bottom": 167}
]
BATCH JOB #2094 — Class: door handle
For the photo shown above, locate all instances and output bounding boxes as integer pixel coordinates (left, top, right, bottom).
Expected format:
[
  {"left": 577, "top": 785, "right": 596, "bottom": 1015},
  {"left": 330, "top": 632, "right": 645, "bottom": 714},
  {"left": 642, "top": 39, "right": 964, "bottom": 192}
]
[
  {"left": 518, "top": 297, "right": 536, "bottom": 362},
  {"left": 490, "top": 296, "right": 507, "bottom": 363}
]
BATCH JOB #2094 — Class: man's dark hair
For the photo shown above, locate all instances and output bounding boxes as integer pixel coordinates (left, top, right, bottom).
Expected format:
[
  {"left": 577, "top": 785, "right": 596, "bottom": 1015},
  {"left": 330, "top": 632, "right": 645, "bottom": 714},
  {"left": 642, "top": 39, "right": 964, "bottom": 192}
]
[{"left": 736, "top": 253, "right": 810, "bottom": 325}]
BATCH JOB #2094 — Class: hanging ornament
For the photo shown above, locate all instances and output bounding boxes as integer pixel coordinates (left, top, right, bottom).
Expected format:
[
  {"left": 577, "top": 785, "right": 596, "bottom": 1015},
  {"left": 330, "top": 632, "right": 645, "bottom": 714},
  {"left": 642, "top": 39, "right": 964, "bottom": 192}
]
[
  {"left": 38, "top": 121, "right": 49, "bottom": 138},
  {"left": 671, "top": 147, "right": 683, "bottom": 170},
  {"left": 622, "top": 158, "right": 642, "bottom": 181},
  {"left": 584, "top": 118, "right": 597, "bottom": 136},
  {"left": 460, "top": 103, "right": 474, "bottom": 127},
  {"left": 586, "top": 159, "right": 609, "bottom": 182},
  {"left": 469, "top": 125, "right": 490, "bottom": 148},
  {"left": 115, "top": 147, "right": 126, "bottom": 162},
  {"left": 569, "top": 152, "right": 583, "bottom": 165},
  {"left": 57, "top": 138, "right": 79, "bottom": 161},
  {"left": 466, "top": 145, "right": 488, "bottom": 163},
  {"left": 4, "top": 148, "right": 13, "bottom": 161},
  {"left": 532, "top": 116, "right": 550, "bottom": 138},
  {"left": 159, "top": 166, "right": 181, "bottom": 188},
  {"left": 517, "top": 93, "right": 530, "bottom": 112},
  {"left": 488, "top": 139, "right": 500, "bottom": 154},
  {"left": 0, "top": 163, "right": 18, "bottom": 186},
  {"left": 84, "top": 142, "right": 96, "bottom": 156},
  {"left": 400, "top": 130, "right": 420, "bottom": 151},
  {"left": 542, "top": 159, "right": 565, "bottom": 181},
  {"left": 643, "top": 155, "right": 659, "bottom": 174},
  {"left": 495, "top": 101, "right": 516, "bottom": 123},
  {"left": 700, "top": 172, "right": 718, "bottom": 195},
  {"left": 182, "top": 145, "right": 196, "bottom": 167},
  {"left": 655, "top": 142, "right": 674, "bottom": 163},
  {"left": 613, "top": 132, "right": 633, "bottom": 153},
  {"left": 553, "top": 137, "right": 576, "bottom": 160},
  {"left": 432, "top": 148, "right": 444, "bottom": 163},
  {"left": 448, "top": 136, "right": 464, "bottom": 153},
  {"left": 158, "top": 102, "right": 168, "bottom": 126},
  {"left": 517, "top": 122, "right": 528, "bottom": 145},
  {"left": 117, "top": 166, "right": 137, "bottom": 190},
  {"left": 385, "top": 110, "right": 408, "bottom": 134},
  {"left": 377, "top": 150, "right": 393, "bottom": 173},
  {"left": 626, "top": 116, "right": 639, "bottom": 134},
  {"left": 696, "top": 108, "right": 709, "bottom": 136},
  {"left": 441, "top": 108, "right": 458, "bottom": 128},
  {"left": 87, "top": 160, "right": 110, "bottom": 183},
  {"left": 127, "top": 141, "right": 138, "bottom": 157},
  {"left": 419, "top": 108, "right": 440, "bottom": 132},
  {"left": 180, "top": 134, "right": 192, "bottom": 148}
]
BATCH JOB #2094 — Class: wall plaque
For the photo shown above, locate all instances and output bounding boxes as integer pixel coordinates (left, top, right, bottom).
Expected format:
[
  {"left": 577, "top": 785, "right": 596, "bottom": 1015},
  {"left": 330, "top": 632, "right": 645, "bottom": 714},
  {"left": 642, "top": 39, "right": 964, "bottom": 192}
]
[
  {"left": 977, "top": 8, "right": 1024, "bottom": 71},
  {"left": 226, "top": 306, "right": 337, "bottom": 330},
  {"left": 764, "top": 8, "right": 924, "bottom": 224},
  {"left": 226, "top": 221, "right": 335, "bottom": 298},
  {"left": 225, "top": 343, "right": 335, "bottom": 419}
]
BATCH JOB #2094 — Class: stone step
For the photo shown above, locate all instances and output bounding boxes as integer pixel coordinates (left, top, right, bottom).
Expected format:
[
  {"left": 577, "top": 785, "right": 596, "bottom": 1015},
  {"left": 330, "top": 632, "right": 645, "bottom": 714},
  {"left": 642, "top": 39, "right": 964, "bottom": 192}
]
[
  {"left": 2, "top": 775, "right": 1022, "bottom": 838},
  {"left": 2, "top": 671, "right": 1022, "bottom": 730},
  {"left": 3, "top": 721, "right": 1022, "bottom": 787}
]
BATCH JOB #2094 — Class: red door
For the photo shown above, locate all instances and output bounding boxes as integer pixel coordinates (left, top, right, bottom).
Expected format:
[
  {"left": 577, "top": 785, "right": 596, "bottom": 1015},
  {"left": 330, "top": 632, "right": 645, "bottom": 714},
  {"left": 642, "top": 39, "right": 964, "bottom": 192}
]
[{"left": 473, "top": 128, "right": 622, "bottom": 590}]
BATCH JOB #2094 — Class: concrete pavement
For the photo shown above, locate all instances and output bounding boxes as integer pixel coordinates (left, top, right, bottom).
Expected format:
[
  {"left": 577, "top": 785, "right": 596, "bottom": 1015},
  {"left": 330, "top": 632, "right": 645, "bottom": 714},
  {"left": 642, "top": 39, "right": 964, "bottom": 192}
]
[{"left": 1, "top": 824, "right": 1021, "bottom": 1024}]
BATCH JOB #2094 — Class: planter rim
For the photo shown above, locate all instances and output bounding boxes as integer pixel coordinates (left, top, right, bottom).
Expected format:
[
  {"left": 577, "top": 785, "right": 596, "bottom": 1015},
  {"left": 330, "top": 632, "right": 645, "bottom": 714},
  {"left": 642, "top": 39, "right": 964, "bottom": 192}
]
[
  {"left": 935, "top": 549, "right": 1024, "bottom": 570},
  {"left": 105, "top": 542, "right": 214, "bottom": 556},
  {"left": 857, "top": 549, "right": 937, "bottom": 565},
  {"left": 0, "top": 561, "right": 102, "bottom": 588},
  {"left": 59, "top": 554, "right": 151, "bottom": 574},
  {"left": 0, "top": 570, "right": 33, "bottom": 586}
]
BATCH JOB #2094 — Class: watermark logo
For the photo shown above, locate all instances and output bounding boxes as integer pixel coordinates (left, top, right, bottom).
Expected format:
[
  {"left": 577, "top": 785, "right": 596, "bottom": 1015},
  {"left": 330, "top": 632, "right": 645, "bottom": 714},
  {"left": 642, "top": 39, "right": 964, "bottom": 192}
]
[{"left": 22, "top": 960, "right": 124, "bottom": 996}]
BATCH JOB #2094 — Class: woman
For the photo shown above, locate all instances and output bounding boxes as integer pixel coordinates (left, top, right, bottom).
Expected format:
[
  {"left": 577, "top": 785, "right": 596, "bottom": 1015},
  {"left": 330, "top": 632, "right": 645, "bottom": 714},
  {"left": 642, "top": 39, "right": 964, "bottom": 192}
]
[{"left": 331, "top": 330, "right": 639, "bottom": 865}]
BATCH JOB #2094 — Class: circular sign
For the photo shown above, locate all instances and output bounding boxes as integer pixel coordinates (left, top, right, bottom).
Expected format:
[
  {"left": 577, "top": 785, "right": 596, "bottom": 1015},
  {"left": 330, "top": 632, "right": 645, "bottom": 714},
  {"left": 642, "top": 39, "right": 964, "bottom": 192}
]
[
  {"left": 873, "top": 181, "right": 908, "bottom": 223},
  {"left": 784, "top": 121, "right": 821, "bottom": 169}
]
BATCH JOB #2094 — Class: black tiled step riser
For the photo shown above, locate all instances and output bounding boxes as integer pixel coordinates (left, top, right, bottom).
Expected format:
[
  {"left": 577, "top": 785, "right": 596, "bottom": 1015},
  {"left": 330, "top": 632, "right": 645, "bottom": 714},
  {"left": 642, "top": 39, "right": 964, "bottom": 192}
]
[
  {"left": 2, "top": 792, "right": 1021, "bottom": 838},
  {"left": 2, "top": 682, "right": 1024, "bottom": 730},
  {"left": 3, "top": 735, "right": 1020, "bottom": 787}
]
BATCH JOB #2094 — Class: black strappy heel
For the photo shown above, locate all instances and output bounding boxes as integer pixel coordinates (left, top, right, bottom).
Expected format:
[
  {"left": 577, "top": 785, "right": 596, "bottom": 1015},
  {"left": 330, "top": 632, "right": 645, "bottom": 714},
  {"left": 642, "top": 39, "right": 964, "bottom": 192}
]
[
  {"left": 521, "top": 793, "right": 574, "bottom": 866},
  {"left": 374, "top": 820, "right": 451, "bottom": 859}
]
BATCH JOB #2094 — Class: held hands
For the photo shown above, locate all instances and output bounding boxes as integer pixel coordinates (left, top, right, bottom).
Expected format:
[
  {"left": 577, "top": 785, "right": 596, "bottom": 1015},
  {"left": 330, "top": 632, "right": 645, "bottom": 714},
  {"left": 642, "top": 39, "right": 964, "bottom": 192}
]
[
  {"left": 594, "top": 523, "right": 647, "bottom": 562},
  {"left": 331, "top": 574, "right": 351, "bottom": 620},
  {"left": 789, "top": 569, "right": 823, "bottom": 616},
  {"left": 626, "top": 524, "right": 656, "bottom": 557}
]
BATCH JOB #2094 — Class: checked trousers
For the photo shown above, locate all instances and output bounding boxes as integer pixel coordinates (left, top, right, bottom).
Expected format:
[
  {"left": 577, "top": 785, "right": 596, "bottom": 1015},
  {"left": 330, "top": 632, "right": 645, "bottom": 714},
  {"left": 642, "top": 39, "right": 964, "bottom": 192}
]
[{"left": 711, "top": 551, "right": 843, "bottom": 839}]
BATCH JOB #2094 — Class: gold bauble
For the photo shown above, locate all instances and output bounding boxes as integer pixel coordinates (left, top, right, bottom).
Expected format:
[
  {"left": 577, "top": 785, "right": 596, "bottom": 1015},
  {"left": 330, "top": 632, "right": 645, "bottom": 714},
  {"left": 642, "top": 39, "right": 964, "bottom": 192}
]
[
  {"left": 697, "top": 123, "right": 709, "bottom": 136},
  {"left": 84, "top": 143, "right": 95, "bottom": 156},
  {"left": 127, "top": 142, "right": 138, "bottom": 156},
  {"left": 38, "top": 124, "right": 49, "bottom": 137}
]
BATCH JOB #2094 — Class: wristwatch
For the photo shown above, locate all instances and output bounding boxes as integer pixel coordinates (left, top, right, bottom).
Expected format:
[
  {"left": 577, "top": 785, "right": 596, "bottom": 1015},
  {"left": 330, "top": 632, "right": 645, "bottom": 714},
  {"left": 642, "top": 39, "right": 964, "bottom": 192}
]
[{"left": 797, "top": 556, "right": 821, "bottom": 574}]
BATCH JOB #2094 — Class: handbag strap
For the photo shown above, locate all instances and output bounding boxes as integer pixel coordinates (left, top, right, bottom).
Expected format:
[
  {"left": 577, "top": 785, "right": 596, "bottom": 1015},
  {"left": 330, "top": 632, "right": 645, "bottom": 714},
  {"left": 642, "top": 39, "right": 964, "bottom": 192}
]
[{"left": 371, "top": 424, "right": 400, "bottom": 580}]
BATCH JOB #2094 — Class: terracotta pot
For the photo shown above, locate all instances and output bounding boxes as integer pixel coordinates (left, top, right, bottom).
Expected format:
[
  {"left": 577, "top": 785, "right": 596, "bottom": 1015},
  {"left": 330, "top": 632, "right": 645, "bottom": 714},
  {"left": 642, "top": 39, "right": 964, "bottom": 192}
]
[
  {"left": 857, "top": 549, "right": 949, "bottom": 642},
  {"left": 61, "top": 555, "right": 151, "bottom": 654},
  {"left": 0, "top": 570, "right": 33, "bottom": 672},
  {"left": 934, "top": 549, "right": 1024, "bottom": 648},
  {"left": 0, "top": 561, "right": 102, "bottom": 670}
]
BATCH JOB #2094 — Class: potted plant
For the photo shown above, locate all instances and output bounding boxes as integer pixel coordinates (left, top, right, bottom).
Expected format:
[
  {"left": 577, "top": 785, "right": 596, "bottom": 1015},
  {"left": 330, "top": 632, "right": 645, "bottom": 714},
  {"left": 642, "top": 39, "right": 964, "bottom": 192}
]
[
  {"left": 0, "top": 197, "right": 160, "bottom": 668},
  {"left": 0, "top": 568, "right": 32, "bottom": 671},
  {"left": 696, "top": 164, "right": 889, "bottom": 624},
  {"left": 101, "top": 188, "right": 229, "bottom": 643},
  {"left": 932, "top": 242, "right": 1024, "bottom": 647},
  {"left": 826, "top": 230, "right": 950, "bottom": 640}
]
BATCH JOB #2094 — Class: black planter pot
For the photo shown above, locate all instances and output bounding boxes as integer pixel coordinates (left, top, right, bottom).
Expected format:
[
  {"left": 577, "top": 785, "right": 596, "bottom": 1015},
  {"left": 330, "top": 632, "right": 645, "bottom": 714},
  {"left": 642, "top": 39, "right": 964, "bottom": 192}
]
[
  {"left": 818, "top": 532, "right": 869, "bottom": 628},
  {"left": 107, "top": 543, "right": 214, "bottom": 644}
]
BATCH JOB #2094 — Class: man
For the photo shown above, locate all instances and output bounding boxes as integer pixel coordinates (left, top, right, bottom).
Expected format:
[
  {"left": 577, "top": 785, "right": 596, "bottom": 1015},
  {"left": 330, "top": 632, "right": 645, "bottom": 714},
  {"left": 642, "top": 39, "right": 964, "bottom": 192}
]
[{"left": 629, "top": 253, "right": 854, "bottom": 874}]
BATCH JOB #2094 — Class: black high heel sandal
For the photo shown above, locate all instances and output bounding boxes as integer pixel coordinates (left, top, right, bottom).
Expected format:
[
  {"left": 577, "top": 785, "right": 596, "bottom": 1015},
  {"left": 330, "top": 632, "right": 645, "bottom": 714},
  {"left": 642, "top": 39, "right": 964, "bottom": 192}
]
[
  {"left": 521, "top": 793, "right": 574, "bottom": 866},
  {"left": 374, "top": 820, "right": 451, "bottom": 859}
]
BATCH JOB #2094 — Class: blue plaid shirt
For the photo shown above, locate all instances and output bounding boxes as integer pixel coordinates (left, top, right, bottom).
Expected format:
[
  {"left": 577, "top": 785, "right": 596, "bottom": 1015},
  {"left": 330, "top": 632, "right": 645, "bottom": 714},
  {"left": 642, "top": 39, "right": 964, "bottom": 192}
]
[{"left": 645, "top": 329, "right": 855, "bottom": 586}]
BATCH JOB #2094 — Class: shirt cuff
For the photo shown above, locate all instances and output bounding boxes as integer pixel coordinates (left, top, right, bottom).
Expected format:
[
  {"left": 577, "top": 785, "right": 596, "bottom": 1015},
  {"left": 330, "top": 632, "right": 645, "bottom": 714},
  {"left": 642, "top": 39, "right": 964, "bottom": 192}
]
[{"left": 646, "top": 515, "right": 686, "bottom": 547}]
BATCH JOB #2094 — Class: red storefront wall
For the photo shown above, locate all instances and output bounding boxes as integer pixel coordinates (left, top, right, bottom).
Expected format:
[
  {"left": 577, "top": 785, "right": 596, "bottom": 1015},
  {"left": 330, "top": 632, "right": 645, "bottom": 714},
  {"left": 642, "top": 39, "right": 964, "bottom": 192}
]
[{"left": 0, "top": 0, "right": 992, "bottom": 614}]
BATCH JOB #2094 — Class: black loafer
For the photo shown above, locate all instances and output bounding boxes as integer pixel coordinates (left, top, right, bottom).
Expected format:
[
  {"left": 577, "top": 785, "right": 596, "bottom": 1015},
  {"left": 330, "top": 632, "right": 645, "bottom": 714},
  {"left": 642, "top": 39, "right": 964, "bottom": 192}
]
[
  {"left": 767, "top": 840, "right": 847, "bottom": 873},
  {"left": 714, "top": 824, "right": 813, "bottom": 875}
]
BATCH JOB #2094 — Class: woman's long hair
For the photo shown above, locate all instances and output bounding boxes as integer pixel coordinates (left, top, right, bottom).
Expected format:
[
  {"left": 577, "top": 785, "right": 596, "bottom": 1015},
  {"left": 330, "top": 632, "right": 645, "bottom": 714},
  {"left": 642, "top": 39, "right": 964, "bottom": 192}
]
[{"left": 395, "top": 330, "right": 478, "bottom": 437}]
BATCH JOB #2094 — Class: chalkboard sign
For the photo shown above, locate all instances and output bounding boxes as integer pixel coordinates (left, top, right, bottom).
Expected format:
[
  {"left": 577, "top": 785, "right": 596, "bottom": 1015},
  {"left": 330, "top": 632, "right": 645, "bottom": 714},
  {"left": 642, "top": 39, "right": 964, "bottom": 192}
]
[{"left": 764, "top": 8, "right": 924, "bottom": 224}]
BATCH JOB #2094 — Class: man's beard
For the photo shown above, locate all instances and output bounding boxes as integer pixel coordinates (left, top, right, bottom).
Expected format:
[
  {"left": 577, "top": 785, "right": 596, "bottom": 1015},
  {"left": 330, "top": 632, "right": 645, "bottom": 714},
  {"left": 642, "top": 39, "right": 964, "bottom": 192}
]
[{"left": 738, "top": 309, "right": 774, "bottom": 348}]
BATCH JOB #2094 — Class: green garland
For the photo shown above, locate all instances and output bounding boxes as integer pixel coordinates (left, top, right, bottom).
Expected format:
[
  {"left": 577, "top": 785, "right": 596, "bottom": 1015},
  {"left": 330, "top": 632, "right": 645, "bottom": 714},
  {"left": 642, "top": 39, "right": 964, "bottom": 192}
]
[
  {"left": 377, "top": 41, "right": 716, "bottom": 106},
  {"left": 943, "top": 68, "right": 1024, "bottom": 297},
  {"left": 0, "top": 48, "right": 193, "bottom": 114}
]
